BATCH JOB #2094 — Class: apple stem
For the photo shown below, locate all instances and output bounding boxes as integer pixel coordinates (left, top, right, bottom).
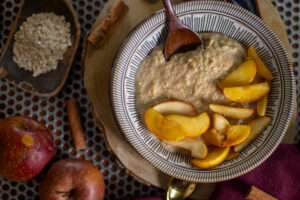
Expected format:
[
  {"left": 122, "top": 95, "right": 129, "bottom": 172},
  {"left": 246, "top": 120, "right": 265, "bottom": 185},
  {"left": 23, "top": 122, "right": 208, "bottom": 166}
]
[{"left": 56, "top": 191, "right": 73, "bottom": 199}]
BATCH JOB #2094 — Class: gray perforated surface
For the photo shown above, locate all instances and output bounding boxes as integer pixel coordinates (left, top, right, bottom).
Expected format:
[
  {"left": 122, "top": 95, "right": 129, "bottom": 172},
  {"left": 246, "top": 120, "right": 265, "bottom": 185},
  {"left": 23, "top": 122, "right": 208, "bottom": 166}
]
[{"left": 0, "top": 0, "right": 299, "bottom": 199}]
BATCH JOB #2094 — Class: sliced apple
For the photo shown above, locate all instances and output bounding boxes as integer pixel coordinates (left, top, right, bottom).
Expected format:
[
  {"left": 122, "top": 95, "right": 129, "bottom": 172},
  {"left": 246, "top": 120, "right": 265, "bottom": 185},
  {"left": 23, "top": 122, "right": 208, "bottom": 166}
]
[
  {"left": 234, "top": 117, "right": 272, "bottom": 152},
  {"left": 202, "top": 128, "right": 224, "bottom": 147},
  {"left": 153, "top": 101, "right": 197, "bottom": 117},
  {"left": 218, "top": 59, "right": 257, "bottom": 89},
  {"left": 223, "top": 82, "right": 270, "bottom": 103},
  {"left": 203, "top": 125, "right": 250, "bottom": 147},
  {"left": 222, "top": 125, "right": 251, "bottom": 147},
  {"left": 166, "top": 137, "right": 208, "bottom": 159},
  {"left": 225, "top": 148, "right": 240, "bottom": 161},
  {"left": 144, "top": 108, "right": 185, "bottom": 141},
  {"left": 202, "top": 114, "right": 230, "bottom": 147},
  {"left": 209, "top": 104, "right": 254, "bottom": 119},
  {"left": 212, "top": 114, "right": 230, "bottom": 134},
  {"left": 248, "top": 46, "right": 274, "bottom": 80},
  {"left": 166, "top": 112, "right": 210, "bottom": 137},
  {"left": 257, "top": 95, "right": 268, "bottom": 116},
  {"left": 192, "top": 146, "right": 230, "bottom": 169}
]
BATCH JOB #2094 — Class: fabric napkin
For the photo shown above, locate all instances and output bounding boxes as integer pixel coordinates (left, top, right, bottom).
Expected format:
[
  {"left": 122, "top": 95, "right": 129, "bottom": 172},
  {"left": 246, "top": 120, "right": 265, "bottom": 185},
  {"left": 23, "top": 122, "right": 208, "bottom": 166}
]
[
  {"left": 118, "top": 198, "right": 162, "bottom": 200},
  {"left": 118, "top": 143, "right": 300, "bottom": 200},
  {"left": 211, "top": 143, "right": 300, "bottom": 200}
]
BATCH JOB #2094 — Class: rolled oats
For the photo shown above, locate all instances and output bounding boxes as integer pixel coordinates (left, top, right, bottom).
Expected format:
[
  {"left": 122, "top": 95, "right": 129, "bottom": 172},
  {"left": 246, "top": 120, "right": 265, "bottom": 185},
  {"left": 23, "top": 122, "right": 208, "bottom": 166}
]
[{"left": 13, "top": 12, "right": 72, "bottom": 77}]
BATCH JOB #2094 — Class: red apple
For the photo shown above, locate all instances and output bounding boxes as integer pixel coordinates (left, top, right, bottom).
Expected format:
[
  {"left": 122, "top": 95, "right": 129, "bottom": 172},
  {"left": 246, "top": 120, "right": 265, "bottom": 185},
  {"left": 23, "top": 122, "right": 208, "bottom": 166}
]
[
  {"left": 39, "top": 158, "right": 105, "bottom": 200},
  {"left": 0, "top": 116, "right": 56, "bottom": 181}
]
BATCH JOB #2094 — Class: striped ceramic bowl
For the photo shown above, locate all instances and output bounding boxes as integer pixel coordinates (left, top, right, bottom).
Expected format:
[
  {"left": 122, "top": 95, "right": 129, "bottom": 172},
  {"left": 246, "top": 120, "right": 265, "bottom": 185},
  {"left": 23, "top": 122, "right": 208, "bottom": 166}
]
[{"left": 110, "top": 1, "right": 295, "bottom": 182}]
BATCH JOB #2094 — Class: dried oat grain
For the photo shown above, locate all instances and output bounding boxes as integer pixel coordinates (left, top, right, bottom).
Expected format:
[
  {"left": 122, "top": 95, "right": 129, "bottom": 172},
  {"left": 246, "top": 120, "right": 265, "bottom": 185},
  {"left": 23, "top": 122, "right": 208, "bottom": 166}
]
[{"left": 13, "top": 12, "right": 72, "bottom": 77}]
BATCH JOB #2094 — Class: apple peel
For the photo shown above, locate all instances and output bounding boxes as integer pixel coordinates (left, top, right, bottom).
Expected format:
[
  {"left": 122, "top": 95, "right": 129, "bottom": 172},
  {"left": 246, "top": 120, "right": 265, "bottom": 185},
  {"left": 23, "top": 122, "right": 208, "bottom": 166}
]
[{"left": 234, "top": 117, "right": 271, "bottom": 152}]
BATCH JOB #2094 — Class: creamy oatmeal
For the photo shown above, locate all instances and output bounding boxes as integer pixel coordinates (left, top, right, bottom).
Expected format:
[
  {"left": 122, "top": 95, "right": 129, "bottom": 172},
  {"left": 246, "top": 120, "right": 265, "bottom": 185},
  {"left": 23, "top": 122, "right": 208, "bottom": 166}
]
[{"left": 135, "top": 33, "right": 247, "bottom": 116}]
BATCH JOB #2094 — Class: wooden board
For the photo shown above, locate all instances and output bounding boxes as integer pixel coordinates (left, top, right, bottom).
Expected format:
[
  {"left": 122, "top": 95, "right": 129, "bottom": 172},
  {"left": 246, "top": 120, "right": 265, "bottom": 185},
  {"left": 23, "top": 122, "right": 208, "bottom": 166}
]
[{"left": 83, "top": 0, "right": 296, "bottom": 199}]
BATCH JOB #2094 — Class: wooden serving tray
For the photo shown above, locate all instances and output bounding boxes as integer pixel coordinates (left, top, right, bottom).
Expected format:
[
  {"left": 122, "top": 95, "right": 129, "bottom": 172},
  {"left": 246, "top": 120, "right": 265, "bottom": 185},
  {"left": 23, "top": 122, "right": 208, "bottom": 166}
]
[
  {"left": 0, "top": 0, "right": 80, "bottom": 97},
  {"left": 82, "top": 0, "right": 296, "bottom": 199}
]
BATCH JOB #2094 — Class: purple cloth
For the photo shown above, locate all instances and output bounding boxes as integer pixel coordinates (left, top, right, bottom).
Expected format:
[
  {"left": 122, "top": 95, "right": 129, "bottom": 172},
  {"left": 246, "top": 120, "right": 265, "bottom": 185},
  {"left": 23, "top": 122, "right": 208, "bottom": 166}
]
[
  {"left": 211, "top": 143, "right": 300, "bottom": 200},
  {"left": 118, "top": 198, "right": 162, "bottom": 200}
]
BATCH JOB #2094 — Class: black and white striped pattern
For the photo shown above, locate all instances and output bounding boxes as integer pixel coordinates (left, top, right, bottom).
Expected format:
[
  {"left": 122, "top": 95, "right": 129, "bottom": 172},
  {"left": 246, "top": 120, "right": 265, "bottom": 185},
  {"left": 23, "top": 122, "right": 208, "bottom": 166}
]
[{"left": 111, "top": 1, "right": 295, "bottom": 182}]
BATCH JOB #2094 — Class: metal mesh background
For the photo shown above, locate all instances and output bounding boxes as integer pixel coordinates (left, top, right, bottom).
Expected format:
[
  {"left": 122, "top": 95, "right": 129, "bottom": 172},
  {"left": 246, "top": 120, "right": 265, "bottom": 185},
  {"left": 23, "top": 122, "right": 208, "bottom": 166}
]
[{"left": 0, "top": 0, "right": 299, "bottom": 199}]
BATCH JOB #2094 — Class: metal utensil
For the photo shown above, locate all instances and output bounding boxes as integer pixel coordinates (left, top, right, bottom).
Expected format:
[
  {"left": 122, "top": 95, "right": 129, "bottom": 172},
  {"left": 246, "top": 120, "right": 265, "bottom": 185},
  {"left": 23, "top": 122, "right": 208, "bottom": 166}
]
[{"left": 166, "top": 177, "right": 196, "bottom": 200}]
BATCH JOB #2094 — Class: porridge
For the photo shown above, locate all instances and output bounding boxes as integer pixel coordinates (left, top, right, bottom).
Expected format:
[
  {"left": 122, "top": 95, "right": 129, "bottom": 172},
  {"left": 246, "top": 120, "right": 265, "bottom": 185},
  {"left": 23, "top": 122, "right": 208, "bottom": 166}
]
[
  {"left": 134, "top": 33, "right": 273, "bottom": 169},
  {"left": 135, "top": 33, "right": 247, "bottom": 116}
]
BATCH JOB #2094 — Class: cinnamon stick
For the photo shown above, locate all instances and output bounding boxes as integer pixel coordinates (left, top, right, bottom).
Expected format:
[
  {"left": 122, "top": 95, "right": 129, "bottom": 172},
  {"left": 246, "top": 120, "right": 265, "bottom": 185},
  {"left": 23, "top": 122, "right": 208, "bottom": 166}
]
[
  {"left": 247, "top": 186, "right": 278, "bottom": 200},
  {"left": 66, "top": 99, "right": 86, "bottom": 150},
  {"left": 87, "top": 0, "right": 129, "bottom": 47}
]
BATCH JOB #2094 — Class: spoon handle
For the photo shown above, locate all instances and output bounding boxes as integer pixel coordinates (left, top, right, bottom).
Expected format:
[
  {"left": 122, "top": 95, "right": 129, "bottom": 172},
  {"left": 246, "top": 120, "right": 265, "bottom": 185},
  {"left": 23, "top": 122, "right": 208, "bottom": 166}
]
[{"left": 162, "top": 0, "right": 182, "bottom": 30}]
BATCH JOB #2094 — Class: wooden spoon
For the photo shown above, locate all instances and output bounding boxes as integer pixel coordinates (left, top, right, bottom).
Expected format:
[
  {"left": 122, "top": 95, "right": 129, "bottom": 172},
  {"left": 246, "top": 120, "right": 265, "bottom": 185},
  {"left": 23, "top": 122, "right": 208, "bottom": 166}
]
[{"left": 162, "top": 0, "right": 202, "bottom": 60}]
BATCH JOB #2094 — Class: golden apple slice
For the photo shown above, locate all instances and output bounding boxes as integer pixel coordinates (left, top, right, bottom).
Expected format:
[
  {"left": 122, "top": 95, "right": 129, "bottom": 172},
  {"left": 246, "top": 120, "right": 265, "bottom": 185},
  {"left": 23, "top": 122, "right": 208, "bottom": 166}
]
[
  {"left": 166, "top": 112, "right": 210, "bottom": 137},
  {"left": 202, "top": 128, "right": 225, "bottom": 147},
  {"left": 257, "top": 95, "right": 268, "bottom": 116},
  {"left": 209, "top": 104, "right": 254, "bottom": 119},
  {"left": 222, "top": 125, "right": 251, "bottom": 147},
  {"left": 202, "top": 114, "right": 229, "bottom": 147},
  {"left": 225, "top": 148, "right": 240, "bottom": 161},
  {"left": 166, "top": 137, "right": 208, "bottom": 159},
  {"left": 218, "top": 59, "right": 256, "bottom": 89},
  {"left": 192, "top": 146, "right": 230, "bottom": 169},
  {"left": 234, "top": 117, "right": 272, "bottom": 152},
  {"left": 153, "top": 101, "right": 197, "bottom": 117},
  {"left": 144, "top": 108, "right": 185, "bottom": 141},
  {"left": 212, "top": 114, "right": 230, "bottom": 134},
  {"left": 248, "top": 46, "right": 274, "bottom": 80},
  {"left": 223, "top": 82, "right": 270, "bottom": 103}
]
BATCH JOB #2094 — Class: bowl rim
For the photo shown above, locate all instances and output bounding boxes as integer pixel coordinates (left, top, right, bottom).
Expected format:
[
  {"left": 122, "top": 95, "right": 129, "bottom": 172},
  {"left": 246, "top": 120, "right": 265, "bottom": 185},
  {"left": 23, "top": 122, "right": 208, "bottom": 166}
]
[{"left": 110, "top": 1, "right": 295, "bottom": 182}]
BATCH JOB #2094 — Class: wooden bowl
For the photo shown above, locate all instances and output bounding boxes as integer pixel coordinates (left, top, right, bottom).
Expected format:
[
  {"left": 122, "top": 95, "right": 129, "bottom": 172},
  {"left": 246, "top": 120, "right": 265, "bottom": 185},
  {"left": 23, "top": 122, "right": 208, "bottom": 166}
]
[
  {"left": 0, "top": 0, "right": 80, "bottom": 97},
  {"left": 110, "top": 1, "right": 295, "bottom": 182}
]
